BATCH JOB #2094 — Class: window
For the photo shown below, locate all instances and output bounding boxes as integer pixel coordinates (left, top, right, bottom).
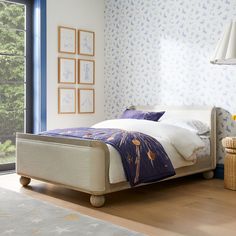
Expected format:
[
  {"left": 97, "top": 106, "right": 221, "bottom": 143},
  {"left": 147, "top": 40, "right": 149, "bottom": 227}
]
[{"left": 0, "top": 0, "right": 32, "bottom": 171}]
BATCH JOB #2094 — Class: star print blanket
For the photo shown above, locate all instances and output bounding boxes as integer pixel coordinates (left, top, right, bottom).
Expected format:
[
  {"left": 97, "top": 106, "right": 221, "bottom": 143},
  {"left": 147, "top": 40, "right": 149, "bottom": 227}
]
[{"left": 41, "top": 128, "right": 175, "bottom": 186}]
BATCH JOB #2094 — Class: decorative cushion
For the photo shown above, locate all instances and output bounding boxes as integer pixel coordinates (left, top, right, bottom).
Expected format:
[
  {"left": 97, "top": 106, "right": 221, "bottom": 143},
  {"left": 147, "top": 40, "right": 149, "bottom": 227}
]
[
  {"left": 160, "top": 118, "right": 210, "bottom": 135},
  {"left": 120, "top": 109, "right": 165, "bottom": 121}
]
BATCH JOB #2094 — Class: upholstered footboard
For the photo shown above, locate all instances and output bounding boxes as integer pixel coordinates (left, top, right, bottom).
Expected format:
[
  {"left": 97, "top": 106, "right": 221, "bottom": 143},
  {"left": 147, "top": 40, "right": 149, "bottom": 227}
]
[{"left": 16, "top": 133, "right": 114, "bottom": 207}]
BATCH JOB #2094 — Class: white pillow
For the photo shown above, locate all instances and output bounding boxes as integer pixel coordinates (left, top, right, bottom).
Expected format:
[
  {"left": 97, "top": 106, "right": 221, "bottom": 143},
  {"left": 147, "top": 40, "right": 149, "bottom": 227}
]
[{"left": 160, "top": 119, "right": 210, "bottom": 135}]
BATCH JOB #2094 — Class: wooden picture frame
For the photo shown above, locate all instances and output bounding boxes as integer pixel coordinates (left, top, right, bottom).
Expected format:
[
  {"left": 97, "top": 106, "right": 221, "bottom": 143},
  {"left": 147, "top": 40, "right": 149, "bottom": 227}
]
[
  {"left": 78, "top": 59, "right": 95, "bottom": 85},
  {"left": 78, "top": 30, "right": 95, "bottom": 56},
  {"left": 58, "top": 26, "right": 76, "bottom": 54},
  {"left": 78, "top": 88, "right": 95, "bottom": 114},
  {"left": 58, "top": 87, "right": 76, "bottom": 114},
  {"left": 58, "top": 57, "right": 76, "bottom": 84}
]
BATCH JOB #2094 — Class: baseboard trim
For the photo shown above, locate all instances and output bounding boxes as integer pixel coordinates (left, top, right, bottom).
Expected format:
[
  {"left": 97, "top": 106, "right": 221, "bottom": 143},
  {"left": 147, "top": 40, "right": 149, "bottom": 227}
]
[
  {"left": 214, "top": 164, "right": 224, "bottom": 179},
  {"left": 0, "top": 163, "right": 15, "bottom": 172}
]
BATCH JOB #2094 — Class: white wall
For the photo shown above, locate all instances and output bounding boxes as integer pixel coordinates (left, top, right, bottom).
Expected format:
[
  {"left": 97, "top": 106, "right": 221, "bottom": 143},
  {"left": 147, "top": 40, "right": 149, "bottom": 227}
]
[
  {"left": 47, "top": 0, "right": 104, "bottom": 130},
  {"left": 104, "top": 0, "right": 236, "bottom": 119}
]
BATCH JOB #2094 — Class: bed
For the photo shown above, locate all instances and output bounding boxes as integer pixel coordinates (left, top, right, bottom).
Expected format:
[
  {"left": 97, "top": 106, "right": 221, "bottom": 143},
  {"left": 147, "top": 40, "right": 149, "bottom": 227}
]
[{"left": 16, "top": 106, "right": 216, "bottom": 207}]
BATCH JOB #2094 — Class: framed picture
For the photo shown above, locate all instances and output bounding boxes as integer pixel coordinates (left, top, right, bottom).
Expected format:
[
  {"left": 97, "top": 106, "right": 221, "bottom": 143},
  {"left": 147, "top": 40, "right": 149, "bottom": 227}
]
[
  {"left": 58, "top": 57, "right": 76, "bottom": 84},
  {"left": 78, "top": 30, "right": 95, "bottom": 56},
  {"left": 58, "top": 87, "right": 76, "bottom": 114},
  {"left": 78, "top": 88, "right": 95, "bottom": 114},
  {"left": 78, "top": 59, "right": 95, "bottom": 85},
  {"left": 58, "top": 26, "right": 76, "bottom": 54}
]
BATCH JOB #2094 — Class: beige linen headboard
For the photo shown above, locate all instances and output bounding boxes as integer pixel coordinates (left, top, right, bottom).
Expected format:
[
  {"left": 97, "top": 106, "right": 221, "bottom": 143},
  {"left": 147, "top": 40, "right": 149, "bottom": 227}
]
[{"left": 132, "top": 105, "right": 213, "bottom": 126}]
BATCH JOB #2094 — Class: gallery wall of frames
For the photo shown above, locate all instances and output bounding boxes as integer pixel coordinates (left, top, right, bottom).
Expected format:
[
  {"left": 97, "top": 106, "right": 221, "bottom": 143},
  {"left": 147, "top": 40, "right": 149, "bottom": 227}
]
[{"left": 57, "top": 26, "right": 95, "bottom": 114}]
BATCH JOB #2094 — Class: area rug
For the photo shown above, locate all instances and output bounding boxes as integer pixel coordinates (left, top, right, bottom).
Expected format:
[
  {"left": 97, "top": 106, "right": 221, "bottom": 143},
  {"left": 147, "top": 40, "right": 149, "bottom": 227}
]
[{"left": 0, "top": 187, "right": 144, "bottom": 235}]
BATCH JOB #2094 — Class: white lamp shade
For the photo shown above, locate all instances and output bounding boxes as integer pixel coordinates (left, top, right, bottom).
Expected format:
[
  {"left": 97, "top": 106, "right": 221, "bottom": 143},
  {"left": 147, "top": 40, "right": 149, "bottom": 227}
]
[{"left": 210, "top": 21, "right": 236, "bottom": 65}]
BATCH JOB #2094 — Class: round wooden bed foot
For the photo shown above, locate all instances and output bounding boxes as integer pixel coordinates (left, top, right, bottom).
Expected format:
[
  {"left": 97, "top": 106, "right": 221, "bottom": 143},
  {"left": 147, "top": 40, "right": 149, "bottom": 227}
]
[
  {"left": 90, "top": 195, "right": 105, "bottom": 207},
  {"left": 202, "top": 170, "right": 214, "bottom": 180},
  {"left": 20, "top": 176, "right": 31, "bottom": 187}
]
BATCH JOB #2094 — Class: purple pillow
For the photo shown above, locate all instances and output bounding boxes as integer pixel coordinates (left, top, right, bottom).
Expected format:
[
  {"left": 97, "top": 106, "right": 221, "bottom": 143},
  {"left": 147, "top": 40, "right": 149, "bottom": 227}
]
[{"left": 120, "top": 109, "right": 165, "bottom": 121}]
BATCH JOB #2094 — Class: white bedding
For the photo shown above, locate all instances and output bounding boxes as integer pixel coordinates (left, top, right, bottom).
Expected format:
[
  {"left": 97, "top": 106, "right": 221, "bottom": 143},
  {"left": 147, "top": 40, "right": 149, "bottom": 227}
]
[{"left": 93, "top": 119, "right": 208, "bottom": 184}]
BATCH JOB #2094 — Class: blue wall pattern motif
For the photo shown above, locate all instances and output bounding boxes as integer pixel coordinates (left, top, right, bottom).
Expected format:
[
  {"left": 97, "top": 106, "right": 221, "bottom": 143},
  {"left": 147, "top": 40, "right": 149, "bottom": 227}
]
[
  {"left": 216, "top": 108, "right": 236, "bottom": 164},
  {"left": 104, "top": 0, "right": 236, "bottom": 117},
  {"left": 104, "top": 0, "right": 236, "bottom": 164}
]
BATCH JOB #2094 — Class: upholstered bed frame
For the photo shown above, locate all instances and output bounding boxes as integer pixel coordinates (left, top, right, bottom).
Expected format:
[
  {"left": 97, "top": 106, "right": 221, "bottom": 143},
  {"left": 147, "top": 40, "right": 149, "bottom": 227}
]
[{"left": 16, "top": 106, "right": 217, "bottom": 207}]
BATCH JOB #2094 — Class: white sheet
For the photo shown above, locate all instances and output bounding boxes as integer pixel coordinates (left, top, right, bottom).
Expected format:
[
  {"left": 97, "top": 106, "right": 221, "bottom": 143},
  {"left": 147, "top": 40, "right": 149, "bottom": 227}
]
[
  {"left": 93, "top": 119, "right": 204, "bottom": 160},
  {"left": 93, "top": 119, "right": 207, "bottom": 184}
]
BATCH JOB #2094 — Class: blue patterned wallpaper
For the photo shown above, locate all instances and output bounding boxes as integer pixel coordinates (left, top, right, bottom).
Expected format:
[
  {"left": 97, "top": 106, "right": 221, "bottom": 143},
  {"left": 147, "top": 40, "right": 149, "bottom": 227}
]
[
  {"left": 104, "top": 0, "right": 236, "bottom": 120},
  {"left": 216, "top": 108, "right": 236, "bottom": 163}
]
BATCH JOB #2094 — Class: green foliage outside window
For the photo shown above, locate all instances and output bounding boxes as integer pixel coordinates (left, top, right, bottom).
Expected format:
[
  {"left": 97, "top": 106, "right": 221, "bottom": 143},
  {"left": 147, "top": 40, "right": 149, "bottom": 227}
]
[{"left": 0, "top": 1, "right": 25, "bottom": 162}]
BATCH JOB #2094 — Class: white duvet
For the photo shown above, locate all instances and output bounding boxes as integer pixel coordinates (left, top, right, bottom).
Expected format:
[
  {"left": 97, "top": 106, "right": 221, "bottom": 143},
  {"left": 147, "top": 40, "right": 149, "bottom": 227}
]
[{"left": 92, "top": 119, "right": 205, "bottom": 184}]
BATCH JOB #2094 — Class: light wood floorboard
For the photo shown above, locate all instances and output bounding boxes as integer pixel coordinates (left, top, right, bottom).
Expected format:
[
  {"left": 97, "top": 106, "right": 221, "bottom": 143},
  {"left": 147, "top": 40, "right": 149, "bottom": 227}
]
[{"left": 0, "top": 173, "right": 236, "bottom": 236}]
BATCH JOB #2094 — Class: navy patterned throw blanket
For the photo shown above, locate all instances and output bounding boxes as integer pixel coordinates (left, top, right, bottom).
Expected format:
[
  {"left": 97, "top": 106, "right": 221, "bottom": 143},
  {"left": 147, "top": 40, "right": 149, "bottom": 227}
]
[{"left": 41, "top": 128, "right": 176, "bottom": 186}]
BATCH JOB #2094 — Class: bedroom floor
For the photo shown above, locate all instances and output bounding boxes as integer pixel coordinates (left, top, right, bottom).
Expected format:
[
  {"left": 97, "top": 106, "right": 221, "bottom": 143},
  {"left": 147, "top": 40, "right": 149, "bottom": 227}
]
[{"left": 0, "top": 174, "right": 235, "bottom": 236}]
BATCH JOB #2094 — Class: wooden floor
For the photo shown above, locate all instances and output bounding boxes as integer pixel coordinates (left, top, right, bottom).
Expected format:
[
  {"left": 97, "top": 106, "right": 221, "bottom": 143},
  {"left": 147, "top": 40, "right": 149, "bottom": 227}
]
[{"left": 0, "top": 173, "right": 236, "bottom": 236}]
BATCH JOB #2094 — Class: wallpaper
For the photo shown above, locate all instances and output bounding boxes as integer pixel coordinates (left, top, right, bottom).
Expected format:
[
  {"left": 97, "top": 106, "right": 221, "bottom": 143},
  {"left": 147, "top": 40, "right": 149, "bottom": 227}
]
[
  {"left": 216, "top": 108, "right": 236, "bottom": 164},
  {"left": 104, "top": 0, "right": 236, "bottom": 119}
]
